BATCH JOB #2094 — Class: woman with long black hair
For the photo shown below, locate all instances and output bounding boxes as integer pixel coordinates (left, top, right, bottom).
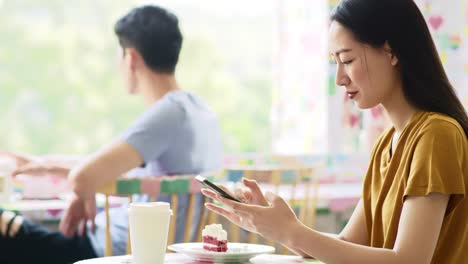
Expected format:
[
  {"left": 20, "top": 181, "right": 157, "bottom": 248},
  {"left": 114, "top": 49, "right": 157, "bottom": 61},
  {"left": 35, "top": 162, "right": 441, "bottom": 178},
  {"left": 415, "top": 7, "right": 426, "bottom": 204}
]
[{"left": 203, "top": 0, "right": 468, "bottom": 263}]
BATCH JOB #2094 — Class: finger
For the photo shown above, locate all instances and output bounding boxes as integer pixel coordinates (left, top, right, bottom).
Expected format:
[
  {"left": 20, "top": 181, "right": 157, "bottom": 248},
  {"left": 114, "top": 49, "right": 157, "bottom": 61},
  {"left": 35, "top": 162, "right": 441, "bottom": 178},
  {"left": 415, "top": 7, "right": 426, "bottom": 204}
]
[
  {"left": 217, "top": 185, "right": 248, "bottom": 203},
  {"left": 85, "top": 199, "right": 97, "bottom": 233},
  {"left": 201, "top": 189, "right": 219, "bottom": 200},
  {"left": 12, "top": 164, "right": 44, "bottom": 177},
  {"left": 241, "top": 189, "right": 252, "bottom": 203},
  {"left": 206, "top": 204, "right": 256, "bottom": 234},
  {"left": 11, "top": 169, "right": 22, "bottom": 177},
  {"left": 13, "top": 156, "right": 30, "bottom": 167},
  {"left": 79, "top": 219, "right": 86, "bottom": 237},
  {"left": 59, "top": 212, "right": 73, "bottom": 237},
  {"left": 59, "top": 209, "right": 70, "bottom": 233},
  {"left": 215, "top": 193, "right": 260, "bottom": 214},
  {"left": 67, "top": 217, "right": 80, "bottom": 237},
  {"left": 203, "top": 188, "right": 259, "bottom": 214},
  {"left": 265, "top": 191, "right": 277, "bottom": 202},
  {"left": 233, "top": 187, "right": 248, "bottom": 203},
  {"left": 243, "top": 178, "right": 262, "bottom": 195},
  {"left": 243, "top": 178, "right": 269, "bottom": 205},
  {"left": 91, "top": 218, "right": 96, "bottom": 234},
  {"left": 202, "top": 189, "right": 235, "bottom": 207},
  {"left": 217, "top": 185, "right": 238, "bottom": 198},
  {"left": 205, "top": 203, "right": 242, "bottom": 224},
  {"left": 12, "top": 164, "right": 33, "bottom": 176},
  {"left": 60, "top": 210, "right": 79, "bottom": 237}
]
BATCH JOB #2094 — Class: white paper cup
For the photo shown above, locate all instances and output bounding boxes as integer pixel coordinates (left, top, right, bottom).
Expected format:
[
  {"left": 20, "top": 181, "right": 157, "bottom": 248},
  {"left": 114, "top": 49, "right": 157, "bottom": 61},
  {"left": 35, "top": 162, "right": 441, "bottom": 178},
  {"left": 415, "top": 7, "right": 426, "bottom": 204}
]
[{"left": 128, "top": 202, "right": 172, "bottom": 264}]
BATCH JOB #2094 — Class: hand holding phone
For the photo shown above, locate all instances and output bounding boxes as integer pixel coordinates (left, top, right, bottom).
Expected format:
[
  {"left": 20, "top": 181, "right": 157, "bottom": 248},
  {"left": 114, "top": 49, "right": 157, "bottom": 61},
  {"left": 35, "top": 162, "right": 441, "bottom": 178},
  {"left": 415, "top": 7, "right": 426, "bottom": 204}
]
[{"left": 195, "top": 175, "right": 242, "bottom": 203}]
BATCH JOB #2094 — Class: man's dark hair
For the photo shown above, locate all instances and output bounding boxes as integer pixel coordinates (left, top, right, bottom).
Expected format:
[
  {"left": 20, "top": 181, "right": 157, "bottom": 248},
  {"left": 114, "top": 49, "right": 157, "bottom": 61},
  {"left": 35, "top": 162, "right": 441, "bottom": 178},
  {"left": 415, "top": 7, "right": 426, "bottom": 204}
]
[{"left": 114, "top": 5, "right": 183, "bottom": 73}]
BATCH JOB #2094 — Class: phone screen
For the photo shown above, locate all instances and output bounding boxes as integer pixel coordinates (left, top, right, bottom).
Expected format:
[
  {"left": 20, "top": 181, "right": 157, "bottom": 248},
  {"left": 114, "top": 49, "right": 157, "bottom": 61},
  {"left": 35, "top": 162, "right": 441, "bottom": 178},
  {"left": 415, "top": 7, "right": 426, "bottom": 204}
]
[{"left": 195, "top": 175, "right": 242, "bottom": 203}]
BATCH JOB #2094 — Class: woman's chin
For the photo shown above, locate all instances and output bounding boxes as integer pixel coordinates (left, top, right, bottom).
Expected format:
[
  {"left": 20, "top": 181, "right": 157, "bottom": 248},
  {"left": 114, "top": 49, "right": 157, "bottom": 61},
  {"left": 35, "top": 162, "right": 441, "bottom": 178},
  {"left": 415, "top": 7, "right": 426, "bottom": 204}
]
[{"left": 356, "top": 100, "right": 379, "bottom": 110}]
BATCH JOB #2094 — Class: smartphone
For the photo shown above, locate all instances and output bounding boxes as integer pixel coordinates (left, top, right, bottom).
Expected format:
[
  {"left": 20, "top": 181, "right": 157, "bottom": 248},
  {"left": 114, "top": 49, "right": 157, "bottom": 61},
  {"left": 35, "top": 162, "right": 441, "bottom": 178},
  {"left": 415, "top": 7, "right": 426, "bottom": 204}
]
[{"left": 195, "top": 175, "right": 242, "bottom": 203}]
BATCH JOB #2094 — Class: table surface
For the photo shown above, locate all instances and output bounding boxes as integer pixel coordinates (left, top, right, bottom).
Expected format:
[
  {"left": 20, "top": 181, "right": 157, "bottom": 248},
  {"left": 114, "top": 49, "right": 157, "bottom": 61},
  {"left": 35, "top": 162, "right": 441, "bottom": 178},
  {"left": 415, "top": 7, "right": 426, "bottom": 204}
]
[{"left": 74, "top": 253, "right": 323, "bottom": 264}]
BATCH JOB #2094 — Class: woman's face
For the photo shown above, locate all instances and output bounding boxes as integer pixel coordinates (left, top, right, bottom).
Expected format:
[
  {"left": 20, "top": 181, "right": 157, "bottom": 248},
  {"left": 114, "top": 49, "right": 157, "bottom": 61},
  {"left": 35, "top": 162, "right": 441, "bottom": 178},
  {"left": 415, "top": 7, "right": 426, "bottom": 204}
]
[{"left": 328, "top": 21, "right": 399, "bottom": 109}]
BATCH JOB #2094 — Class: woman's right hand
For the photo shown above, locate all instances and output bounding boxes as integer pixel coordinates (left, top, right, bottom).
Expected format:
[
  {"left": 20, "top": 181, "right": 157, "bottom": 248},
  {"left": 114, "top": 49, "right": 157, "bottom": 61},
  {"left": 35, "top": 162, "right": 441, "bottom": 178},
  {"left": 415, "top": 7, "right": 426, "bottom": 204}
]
[{"left": 201, "top": 178, "right": 269, "bottom": 233}]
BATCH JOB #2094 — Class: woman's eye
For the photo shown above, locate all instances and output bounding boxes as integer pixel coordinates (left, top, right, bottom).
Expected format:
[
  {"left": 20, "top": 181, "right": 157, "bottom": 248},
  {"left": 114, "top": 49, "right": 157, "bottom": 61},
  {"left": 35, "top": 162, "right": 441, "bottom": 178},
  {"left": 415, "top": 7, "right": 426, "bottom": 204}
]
[{"left": 343, "top": 59, "right": 354, "bottom": 65}]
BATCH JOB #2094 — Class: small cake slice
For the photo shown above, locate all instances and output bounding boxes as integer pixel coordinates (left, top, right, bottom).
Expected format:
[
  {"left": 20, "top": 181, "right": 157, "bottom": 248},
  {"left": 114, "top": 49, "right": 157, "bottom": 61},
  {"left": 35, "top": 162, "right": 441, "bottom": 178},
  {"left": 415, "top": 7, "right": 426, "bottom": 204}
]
[{"left": 202, "top": 224, "right": 228, "bottom": 252}]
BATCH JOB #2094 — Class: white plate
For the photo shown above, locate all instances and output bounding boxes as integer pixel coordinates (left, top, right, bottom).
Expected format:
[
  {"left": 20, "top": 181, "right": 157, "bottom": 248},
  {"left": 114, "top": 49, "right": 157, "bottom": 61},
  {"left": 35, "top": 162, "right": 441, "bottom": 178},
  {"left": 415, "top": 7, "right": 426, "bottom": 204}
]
[
  {"left": 168, "top": 242, "right": 275, "bottom": 262},
  {"left": 250, "top": 254, "right": 305, "bottom": 263}
]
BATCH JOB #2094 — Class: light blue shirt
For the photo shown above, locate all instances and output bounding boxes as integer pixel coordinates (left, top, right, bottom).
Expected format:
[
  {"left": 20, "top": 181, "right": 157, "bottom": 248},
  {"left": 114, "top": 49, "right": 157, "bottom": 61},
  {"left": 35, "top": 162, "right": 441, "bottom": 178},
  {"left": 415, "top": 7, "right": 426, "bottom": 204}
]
[{"left": 87, "top": 90, "right": 223, "bottom": 256}]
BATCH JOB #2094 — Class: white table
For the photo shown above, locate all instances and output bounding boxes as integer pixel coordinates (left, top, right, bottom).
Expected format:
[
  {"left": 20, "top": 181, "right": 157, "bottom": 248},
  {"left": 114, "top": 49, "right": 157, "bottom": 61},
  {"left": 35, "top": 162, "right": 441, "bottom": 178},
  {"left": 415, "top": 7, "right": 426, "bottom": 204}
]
[{"left": 74, "top": 253, "right": 322, "bottom": 264}]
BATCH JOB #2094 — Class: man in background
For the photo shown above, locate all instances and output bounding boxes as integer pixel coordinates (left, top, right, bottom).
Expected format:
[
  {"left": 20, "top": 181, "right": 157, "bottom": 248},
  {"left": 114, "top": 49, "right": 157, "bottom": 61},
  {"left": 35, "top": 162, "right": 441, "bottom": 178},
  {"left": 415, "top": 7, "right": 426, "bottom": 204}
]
[{"left": 0, "top": 5, "right": 223, "bottom": 263}]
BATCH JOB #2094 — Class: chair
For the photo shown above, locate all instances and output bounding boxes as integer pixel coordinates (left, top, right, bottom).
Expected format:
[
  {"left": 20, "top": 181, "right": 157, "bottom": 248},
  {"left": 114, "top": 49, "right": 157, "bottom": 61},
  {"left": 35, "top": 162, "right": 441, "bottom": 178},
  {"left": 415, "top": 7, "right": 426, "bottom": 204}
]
[{"left": 96, "top": 175, "right": 215, "bottom": 257}]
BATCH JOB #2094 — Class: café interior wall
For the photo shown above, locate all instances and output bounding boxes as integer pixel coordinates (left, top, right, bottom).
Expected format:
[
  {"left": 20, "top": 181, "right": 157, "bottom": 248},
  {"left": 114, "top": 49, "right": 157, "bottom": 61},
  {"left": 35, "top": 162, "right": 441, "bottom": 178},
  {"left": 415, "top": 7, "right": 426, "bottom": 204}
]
[{"left": 272, "top": 0, "right": 468, "bottom": 156}]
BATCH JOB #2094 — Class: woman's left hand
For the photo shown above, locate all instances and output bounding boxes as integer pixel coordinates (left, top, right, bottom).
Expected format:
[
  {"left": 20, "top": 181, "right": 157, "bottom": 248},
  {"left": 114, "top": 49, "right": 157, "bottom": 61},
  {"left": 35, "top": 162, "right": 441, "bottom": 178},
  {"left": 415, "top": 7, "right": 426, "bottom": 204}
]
[{"left": 204, "top": 190, "right": 301, "bottom": 242}]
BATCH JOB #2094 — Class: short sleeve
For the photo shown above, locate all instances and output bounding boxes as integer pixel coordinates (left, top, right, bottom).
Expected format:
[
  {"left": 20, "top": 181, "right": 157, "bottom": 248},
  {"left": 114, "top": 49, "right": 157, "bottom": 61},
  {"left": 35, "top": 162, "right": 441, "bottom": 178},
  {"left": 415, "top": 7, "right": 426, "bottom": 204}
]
[
  {"left": 405, "top": 121, "right": 466, "bottom": 215},
  {"left": 118, "top": 99, "right": 184, "bottom": 164}
]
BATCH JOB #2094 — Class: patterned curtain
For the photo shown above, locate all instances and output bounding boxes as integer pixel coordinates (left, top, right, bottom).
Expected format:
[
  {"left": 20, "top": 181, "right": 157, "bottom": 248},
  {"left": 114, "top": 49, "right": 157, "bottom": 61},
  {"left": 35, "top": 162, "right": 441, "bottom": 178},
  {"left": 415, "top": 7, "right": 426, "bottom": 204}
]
[{"left": 271, "top": 0, "right": 329, "bottom": 154}]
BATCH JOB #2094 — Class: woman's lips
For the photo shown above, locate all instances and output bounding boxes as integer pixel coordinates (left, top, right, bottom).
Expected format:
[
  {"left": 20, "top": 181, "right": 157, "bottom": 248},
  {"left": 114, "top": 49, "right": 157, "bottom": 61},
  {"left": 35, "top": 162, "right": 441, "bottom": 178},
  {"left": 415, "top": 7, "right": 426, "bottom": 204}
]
[{"left": 347, "top": 91, "right": 358, "bottom": 99}]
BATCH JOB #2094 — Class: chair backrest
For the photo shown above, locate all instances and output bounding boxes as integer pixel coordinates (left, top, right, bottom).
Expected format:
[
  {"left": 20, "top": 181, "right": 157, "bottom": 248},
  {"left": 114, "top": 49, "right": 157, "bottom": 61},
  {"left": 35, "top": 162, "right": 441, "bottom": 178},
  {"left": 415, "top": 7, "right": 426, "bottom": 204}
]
[{"left": 96, "top": 175, "right": 212, "bottom": 257}]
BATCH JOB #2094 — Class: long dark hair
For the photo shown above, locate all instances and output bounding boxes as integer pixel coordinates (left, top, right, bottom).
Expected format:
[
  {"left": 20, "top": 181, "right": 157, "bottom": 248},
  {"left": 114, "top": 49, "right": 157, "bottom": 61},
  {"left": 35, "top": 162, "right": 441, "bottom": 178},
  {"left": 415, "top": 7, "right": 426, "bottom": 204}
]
[{"left": 331, "top": 0, "right": 468, "bottom": 137}]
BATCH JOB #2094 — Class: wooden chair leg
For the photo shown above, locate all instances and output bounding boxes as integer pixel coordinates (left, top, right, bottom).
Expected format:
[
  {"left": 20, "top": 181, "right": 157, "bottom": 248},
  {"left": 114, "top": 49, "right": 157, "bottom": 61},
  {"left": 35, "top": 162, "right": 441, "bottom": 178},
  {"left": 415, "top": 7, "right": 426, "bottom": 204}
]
[
  {"left": 207, "top": 203, "right": 219, "bottom": 224},
  {"left": 307, "top": 175, "right": 320, "bottom": 228},
  {"left": 126, "top": 195, "right": 133, "bottom": 255},
  {"left": 105, "top": 195, "right": 112, "bottom": 256},
  {"left": 280, "top": 244, "right": 290, "bottom": 255},
  {"left": 196, "top": 196, "right": 208, "bottom": 241},
  {"left": 230, "top": 223, "right": 240, "bottom": 243},
  {"left": 299, "top": 182, "right": 311, "bottom": 225},
  {"left": 248, "top": 231, "right": 258, "bottom": 244},
  {"left": 184, "top": 194, "right": 195, "bottom": 242},
  {"left": 168, "top": 194, "right": 178, "bottom": 246}
]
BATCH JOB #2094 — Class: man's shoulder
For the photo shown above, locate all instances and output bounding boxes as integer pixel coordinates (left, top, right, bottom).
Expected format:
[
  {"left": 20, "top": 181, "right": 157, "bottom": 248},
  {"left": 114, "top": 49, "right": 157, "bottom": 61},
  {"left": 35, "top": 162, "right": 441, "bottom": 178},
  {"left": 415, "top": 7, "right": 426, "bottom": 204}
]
[{"left": 144, "top": 92, "right": 187, "bottom": 118}]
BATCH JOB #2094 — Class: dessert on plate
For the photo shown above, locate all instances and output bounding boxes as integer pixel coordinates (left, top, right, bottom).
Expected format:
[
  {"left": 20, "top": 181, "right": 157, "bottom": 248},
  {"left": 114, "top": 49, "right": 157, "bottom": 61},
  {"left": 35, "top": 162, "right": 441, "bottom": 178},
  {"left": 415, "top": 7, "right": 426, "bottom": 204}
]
[{"left": 202, "top": 224, "right": 228, "bottom": 252}]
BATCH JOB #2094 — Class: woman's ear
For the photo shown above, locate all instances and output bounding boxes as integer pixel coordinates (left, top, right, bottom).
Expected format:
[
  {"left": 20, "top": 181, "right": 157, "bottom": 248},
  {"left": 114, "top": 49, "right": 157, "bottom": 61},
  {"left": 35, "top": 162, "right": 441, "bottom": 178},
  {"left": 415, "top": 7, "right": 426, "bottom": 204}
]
[{"left": 384, "top": 42, "right": 398, "bottom": 66}]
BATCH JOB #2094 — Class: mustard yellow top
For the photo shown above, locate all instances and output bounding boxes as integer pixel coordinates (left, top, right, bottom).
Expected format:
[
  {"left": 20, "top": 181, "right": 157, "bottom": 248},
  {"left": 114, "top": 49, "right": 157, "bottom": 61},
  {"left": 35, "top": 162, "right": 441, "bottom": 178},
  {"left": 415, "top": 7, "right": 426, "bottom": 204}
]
[{"left": 362, "top": 112, "right": 468, "bottom": 263}]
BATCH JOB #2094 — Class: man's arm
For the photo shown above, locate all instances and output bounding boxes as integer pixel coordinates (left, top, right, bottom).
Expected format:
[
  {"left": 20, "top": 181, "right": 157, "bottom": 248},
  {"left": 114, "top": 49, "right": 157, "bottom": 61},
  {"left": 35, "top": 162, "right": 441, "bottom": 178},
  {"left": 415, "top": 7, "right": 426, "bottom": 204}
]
[
  {"left": 69, "top": 141, "right": 144, "bottom": 198},
  {"left": 59, "top": 141, "right": 144, "bottom": 237}
]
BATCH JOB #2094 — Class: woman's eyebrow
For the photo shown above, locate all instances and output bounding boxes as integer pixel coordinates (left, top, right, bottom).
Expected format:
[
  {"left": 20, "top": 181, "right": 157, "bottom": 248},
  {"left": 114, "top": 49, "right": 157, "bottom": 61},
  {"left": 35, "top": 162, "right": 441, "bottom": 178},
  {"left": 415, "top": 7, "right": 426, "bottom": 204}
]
[{"left": 333, "top": 48, "right": 352, "bottom": 56}]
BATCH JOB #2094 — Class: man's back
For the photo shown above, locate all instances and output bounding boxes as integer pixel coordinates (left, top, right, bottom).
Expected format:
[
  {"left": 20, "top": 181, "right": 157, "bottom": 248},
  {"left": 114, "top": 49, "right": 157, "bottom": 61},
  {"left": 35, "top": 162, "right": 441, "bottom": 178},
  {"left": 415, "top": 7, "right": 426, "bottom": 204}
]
[
  {"left": 89, "top": 90, "right": 223, "bottom": 256},
  {"left": 121, "top": 90, "right": 223, "bottom": 176}
]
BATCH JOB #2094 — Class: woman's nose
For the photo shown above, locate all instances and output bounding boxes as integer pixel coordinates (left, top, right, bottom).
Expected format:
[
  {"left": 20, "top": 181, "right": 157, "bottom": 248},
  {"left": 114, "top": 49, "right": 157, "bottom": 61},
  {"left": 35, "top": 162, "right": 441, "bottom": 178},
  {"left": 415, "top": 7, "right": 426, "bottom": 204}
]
[{"left": 335, "top": 65, "right": 350, "bottom": 87}]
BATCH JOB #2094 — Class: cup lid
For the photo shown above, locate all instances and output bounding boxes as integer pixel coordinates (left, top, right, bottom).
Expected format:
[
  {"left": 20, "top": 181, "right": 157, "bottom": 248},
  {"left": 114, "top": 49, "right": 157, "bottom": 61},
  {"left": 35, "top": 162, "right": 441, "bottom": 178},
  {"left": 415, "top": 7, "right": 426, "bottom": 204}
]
[{"left": 129, "top": 202, "right": 172, "bottom": 215}]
